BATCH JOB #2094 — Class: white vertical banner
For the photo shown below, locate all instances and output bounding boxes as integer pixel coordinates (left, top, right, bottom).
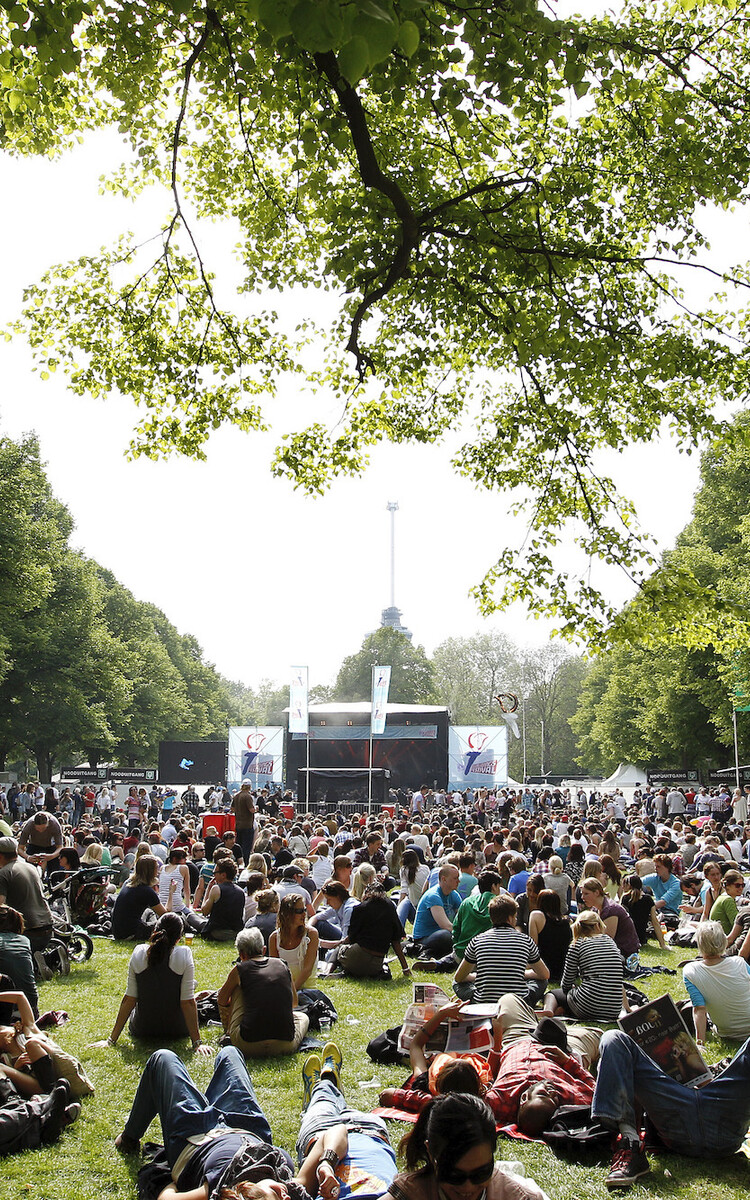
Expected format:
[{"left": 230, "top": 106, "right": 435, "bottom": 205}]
[
  {"left": 371, "top": 665, "right": 391, "bottom": 736},
  {"left": 289, "top": 666, "right": 309, "bottom": 734}
]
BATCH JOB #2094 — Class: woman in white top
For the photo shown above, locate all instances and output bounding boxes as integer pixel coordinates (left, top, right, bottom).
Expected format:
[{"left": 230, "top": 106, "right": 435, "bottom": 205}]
[
  {"left": 95, "top": 913, "right": 208, "bottom": 1053},
  {"left": 310, "top": 841, "right": 334, "bottom": 888},
  {"left": 398, "top": 849, "right": 431, "bottom": 926},
  {"left": 157, "top": 846, "right": 191, "bottom": 914},
  {"left": 542, "top": 855, "right": 573, "bottom": 915},
  {"left": 269, "top": 893, "right": 319, "bottom": 988}
]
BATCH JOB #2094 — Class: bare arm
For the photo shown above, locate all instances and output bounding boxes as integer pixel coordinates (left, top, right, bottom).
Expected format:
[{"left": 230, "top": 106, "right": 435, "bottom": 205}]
[
  {"left": 693, "top": 1006, "right": 708, "bottom": 1044},
  {"left": 650, "top": 904, "right": 667, "bottom": 948},
  {"left": 453, "top": 957, "right": 473, "bottom": 985},
  {"left": 0, "top": 990, "right": 38, "bottom": 1035},
  {"left": 200, "top": 882, "right": 219, "bottom": 916},
  {"left": 181, "top": 998, "right": 210, "bottom": 1055},
  {"left": 103, "top": 994, "right": 137, "bottom": 1045},
  {"left": 217, "top": 966, "right": 239, "bottom": 1008},
  {"left": 157, "top": 1185, "right": 208, "bottom": 1200},
  {"left": 429, "top": 904, "right": 453, "bottom": 932},
  {"left": 296, "top": 1123, "right": 349, "bottom": 1200},
  {"left": 294, "top": 928, "right": 319, "bottom": 987}
]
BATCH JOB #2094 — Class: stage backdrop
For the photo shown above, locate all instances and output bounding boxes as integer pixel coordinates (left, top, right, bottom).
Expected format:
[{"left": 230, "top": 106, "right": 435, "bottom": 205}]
[
  {"left": 448, "top": 727, "right": 508, "bottom": 790},
  {"left": 228, "top": 727, "right": 285, "bottom": 791}
]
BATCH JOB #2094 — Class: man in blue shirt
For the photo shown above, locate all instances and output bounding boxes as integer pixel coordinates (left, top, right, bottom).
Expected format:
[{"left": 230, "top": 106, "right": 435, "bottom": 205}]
[
  {"left": 641, "top": 854, "right": 682, "bottom": 915},
  {"left": 413, "top": 864, "right": 462, "bottom": 957}
]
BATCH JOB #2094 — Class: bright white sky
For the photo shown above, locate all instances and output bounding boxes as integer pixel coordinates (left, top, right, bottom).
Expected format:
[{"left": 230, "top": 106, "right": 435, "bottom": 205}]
[{"left": 0, "top": 116, "right": 732, "bottom": 690}]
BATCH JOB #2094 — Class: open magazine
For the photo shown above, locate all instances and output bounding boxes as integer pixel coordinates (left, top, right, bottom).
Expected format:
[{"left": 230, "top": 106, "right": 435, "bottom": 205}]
[
  {"left": 618, "top": 993, "right": 712, "bottom": 1087},
  {"left": 397, "top": 983, "right": 494, "bottom": 1057}
]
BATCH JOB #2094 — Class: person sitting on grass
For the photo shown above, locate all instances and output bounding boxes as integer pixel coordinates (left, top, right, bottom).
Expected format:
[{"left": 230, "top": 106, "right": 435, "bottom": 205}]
[
  {"left": 91, "top": 912, "right": 209, "bottom": 1054},
  {"left": 591, "top": 1025, "right": 750, "bottom": 1189},
  {"left": 337, "top": 884, "right": 411, "bottom": 980},
  {"left": 217, "top": 927, "right": 309, "bottom": 1057},
  {"left": 682, "top": 920, "right": 750, "bottom": 1044},
  {"left": 542, "top": 910, "right": 629, "bottom": 1024},
  {"left": 111, "top": 853, "right": 170, "bottom": 941},
  {"left": 0, "top": 905, "right": 38, "bottom": 1017},
  {"left": 270, "top": 894, "right": 320, "bottom": 989},
  {"left": 188, "top": 856, "right": 245, "bottom": 942}
]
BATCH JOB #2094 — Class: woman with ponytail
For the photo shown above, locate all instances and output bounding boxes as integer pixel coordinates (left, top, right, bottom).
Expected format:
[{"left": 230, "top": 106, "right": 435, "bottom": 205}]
[
  {"left": 386, "top": 1093, "right": 548, "bottom": 1200},
  {"left": 93, "top": 912, "right": 210, "bottom": 1054}
]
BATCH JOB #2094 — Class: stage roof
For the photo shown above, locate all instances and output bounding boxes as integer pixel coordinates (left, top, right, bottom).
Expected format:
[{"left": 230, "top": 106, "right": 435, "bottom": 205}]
[{"left": 285, "top": 702, "right": 450, "bottom": 715}]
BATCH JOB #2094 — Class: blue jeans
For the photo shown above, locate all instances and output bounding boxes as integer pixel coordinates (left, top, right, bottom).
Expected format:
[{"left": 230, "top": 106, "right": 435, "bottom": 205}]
[
  {"left": 124, "top": 1047, "right": 272, "bottom": 1166},
  {"left": 592, "top": 1030, "right": 750, "bottom": 1156},
  {"left": 296, "top": 1080, "right": 389, "bottom": 1162},
  {"left": 415, "top": 928, "right": 453, "bottom": 957},
  {"left": 397, "top": 898, "right": 415, "bottom": 927}
]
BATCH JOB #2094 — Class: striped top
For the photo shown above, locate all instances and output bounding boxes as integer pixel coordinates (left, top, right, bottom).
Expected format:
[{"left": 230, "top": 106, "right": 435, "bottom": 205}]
[
  {"left": 463, "top": 925, "right": 541, "bottom": 1001},
  {"left": 561, "top": 933, "right": 624, "bottom": 1021}
]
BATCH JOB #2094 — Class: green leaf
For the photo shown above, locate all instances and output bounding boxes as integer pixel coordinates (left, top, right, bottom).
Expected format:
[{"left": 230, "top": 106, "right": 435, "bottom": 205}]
[
  {"left": 338, "top": 35, "right": 369, "bottom": 83},
  {"left": 397, "top": 19, "right": 419, "bottom": 57}
]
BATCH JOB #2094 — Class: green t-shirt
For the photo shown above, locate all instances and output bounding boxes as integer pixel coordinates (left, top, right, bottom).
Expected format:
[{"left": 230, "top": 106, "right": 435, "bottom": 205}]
[{"left": 709, "top": 892, "right": 738, "bottom": 934}]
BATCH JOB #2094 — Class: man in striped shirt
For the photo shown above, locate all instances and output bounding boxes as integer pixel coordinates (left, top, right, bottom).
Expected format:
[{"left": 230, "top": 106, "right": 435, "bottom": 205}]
[{"left": 453, "top": 895, "right": 549, "bottom": 1005}]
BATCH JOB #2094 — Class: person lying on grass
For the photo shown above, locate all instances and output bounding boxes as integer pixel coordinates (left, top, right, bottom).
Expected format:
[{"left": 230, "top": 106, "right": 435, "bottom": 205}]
[{"left": 115, "top": 1041, "right": 397, "bottom": 1200}]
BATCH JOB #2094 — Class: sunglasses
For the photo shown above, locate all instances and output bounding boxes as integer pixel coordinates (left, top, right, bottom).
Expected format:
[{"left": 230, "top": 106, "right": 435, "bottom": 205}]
[{"left": 441, "top": 1162, "right": 494, "bottom": 1186}]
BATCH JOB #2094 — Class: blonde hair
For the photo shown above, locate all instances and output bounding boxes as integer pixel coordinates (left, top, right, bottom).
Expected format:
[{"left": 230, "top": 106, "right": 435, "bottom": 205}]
[
  {"left": 352, "top": 862, "right": 376, "bottom": 899},
  {"left": 548, "top": 855, "right": 563, "bottom": 875},
  {"left": 572, "top": 910, "right": 605, "bottom": 941}
]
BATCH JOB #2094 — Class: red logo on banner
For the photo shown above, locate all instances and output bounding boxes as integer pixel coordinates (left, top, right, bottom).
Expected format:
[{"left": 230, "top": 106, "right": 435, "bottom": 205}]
[
  {"left": 246, "top": 733, "right": 267, "bottom": 752},
  {"left": 468, "top": 730, "right": 488, "bottom": 751}
]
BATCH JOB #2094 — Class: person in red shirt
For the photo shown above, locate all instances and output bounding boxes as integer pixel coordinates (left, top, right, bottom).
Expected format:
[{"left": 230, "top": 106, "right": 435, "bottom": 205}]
[{"left": 484, "top": 994, "right": 602, "bottom": 1134}]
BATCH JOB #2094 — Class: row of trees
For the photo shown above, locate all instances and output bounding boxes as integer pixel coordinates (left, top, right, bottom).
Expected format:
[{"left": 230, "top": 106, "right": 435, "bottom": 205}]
[{"left": 0, "top": 434, "right": 250, "bottom": 779}]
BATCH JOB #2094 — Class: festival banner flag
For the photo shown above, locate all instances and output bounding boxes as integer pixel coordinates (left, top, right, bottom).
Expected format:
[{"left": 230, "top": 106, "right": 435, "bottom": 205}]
[
  {"left": 371, "top": 665, "right": 391, "bottom": 736},
  {"left": 289, "top": 666, "right": 309, "bottom": 734}
]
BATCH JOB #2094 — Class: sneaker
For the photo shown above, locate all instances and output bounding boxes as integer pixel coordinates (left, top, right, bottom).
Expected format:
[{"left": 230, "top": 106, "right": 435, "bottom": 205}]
[
  {"left": 606, "top": 1139, "right": 650, "bottom": 1189},
  {"left": 34, "top": 951, "right": 53, "bottom": 982},
  {"left": 321, "top": 1041, "right": 343, "bottom": 1089},
  {"left": 302, "top": 1053, "right": 321, "bottom": 1108}
]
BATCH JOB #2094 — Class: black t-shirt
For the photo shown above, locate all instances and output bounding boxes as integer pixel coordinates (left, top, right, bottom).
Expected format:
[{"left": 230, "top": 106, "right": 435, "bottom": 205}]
[
  {"left": 112, "top": 883, "right": 160, "bottom": 939},
  {"left": 348, "top": 896, "right": 404, "bottom": 954}
]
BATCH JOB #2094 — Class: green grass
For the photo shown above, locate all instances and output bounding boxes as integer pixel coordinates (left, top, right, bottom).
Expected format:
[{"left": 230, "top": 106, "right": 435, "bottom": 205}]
[{"left": 3, "top": 941, "right": 748, "bottom": 1200}]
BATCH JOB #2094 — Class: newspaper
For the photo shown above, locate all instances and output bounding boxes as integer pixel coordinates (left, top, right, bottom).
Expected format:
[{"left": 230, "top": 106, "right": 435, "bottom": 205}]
[
  {"left": 397, "top": 983, "right": 494, "bottom": 1056},
  {"left": 618, "top": 993, "right": 712, "bottom": 1087}
]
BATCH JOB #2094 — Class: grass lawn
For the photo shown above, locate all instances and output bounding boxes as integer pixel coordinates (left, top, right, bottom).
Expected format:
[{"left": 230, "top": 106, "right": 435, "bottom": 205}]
[{"left": 4, "top": 939, "right": 749, "bottom": 1199}]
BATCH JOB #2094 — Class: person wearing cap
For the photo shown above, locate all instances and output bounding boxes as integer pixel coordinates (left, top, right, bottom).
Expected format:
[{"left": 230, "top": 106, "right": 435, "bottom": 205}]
[{"left": 0, "top": 837, "right": 54, "bottom": 955}]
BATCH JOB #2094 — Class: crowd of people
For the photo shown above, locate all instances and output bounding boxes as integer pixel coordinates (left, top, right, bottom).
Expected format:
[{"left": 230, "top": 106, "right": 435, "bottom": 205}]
[{"left": 2, "top": 775, "right": 750, "bottom": 1193}]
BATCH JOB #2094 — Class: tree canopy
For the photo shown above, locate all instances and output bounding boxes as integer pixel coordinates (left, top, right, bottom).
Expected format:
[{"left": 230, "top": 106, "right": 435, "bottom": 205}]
[
  {"left": 7, "top": 0, "right": 750, "bottom": 646},
  {"left": 335, "top": 625, "right": 436, "bottom": 703},
  {"left": 573, "top": 413, "right": 750, "bottom": 774},
  {"left": 0, "top": 433, "right": 243, "bottom": 776}
]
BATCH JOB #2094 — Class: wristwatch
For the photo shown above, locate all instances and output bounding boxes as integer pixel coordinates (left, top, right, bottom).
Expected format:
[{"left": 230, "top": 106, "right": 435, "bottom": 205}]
[{"left": 321, "top": 1150, "right": 339, "bottom": 1168}]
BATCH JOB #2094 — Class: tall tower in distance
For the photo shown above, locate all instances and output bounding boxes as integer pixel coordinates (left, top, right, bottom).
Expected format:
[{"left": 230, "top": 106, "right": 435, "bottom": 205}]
[{"left": 379, "top": 501, "right": 413, "bottom": 640}]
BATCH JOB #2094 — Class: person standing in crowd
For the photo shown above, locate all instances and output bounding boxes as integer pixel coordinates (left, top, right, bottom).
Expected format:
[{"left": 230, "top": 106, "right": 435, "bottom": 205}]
[{"left": 232, "top": 782, "right": 256, "bottom": 863}]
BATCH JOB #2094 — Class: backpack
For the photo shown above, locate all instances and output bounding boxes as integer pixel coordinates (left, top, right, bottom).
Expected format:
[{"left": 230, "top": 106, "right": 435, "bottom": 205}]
[
  {"left": 541, "top": 1104, "right": 612, "bottom": 1152},
  {"left": 367, "top": 1025, "right": 407, "bottom": 1065}
]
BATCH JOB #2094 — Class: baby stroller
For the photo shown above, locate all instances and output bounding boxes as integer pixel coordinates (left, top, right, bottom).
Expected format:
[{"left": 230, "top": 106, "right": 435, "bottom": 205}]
[{"left": 41, "top": 867, "right": 114, "bottom": 970}]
